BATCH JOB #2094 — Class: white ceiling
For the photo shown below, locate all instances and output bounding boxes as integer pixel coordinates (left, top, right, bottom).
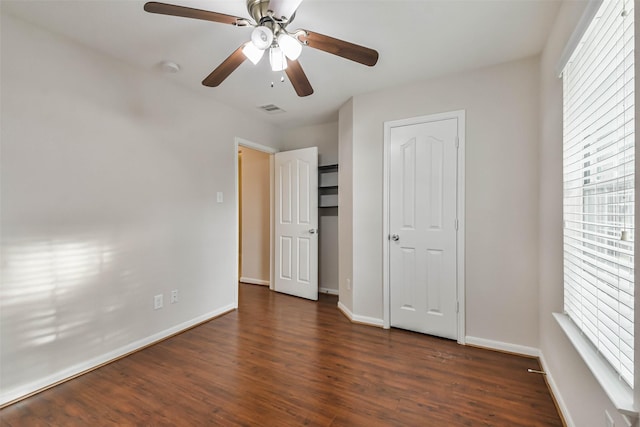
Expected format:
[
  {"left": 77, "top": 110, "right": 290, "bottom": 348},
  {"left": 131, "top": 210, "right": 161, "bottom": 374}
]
[{"left": 2, "top": 0, "right": 562, "bottom": 129}]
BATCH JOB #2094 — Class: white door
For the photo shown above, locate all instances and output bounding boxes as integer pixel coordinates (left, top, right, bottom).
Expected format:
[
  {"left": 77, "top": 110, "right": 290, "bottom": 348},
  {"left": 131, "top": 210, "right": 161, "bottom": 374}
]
[
  {"left": 389, "top": 118, "right": 458, "bottom": 339},
  {"left": 274, "top": 147, "right": 319, "bottom": 300}
]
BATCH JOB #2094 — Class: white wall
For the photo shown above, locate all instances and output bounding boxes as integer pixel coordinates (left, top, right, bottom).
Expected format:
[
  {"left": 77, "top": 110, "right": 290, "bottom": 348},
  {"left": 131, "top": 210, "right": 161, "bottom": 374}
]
[
  {"left": 538, "top": 2, "right": 629, "bottom": 426},
  {"left": 282, "top": 122, "right": 339, "bottom": 166},
  {"left": 342, "top": 56, "right": 541, "bottom": 348},
  {"left": 0, "top": 13, "right": 282, "bottom": 404},
  {"left": 239, "top": 147, "right": 271, "bottom": 285},
  {"left": 338, "top": 100, "right": 354, "bottom": 311},
  {"left": 282, "top": 123, "right": 339, "bottom": 293}
]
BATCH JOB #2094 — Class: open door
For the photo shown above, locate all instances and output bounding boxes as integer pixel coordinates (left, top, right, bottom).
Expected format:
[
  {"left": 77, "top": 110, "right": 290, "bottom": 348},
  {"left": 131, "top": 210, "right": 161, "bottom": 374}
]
[{"left": 274, "top": 147, "right": 319, "bottom": 300}]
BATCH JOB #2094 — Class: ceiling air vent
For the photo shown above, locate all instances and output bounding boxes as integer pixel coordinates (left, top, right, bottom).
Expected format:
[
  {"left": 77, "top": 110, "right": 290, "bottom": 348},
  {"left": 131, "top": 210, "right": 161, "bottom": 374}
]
[{"left": 258, "top": 104, "right": 286, "bottom": 114}]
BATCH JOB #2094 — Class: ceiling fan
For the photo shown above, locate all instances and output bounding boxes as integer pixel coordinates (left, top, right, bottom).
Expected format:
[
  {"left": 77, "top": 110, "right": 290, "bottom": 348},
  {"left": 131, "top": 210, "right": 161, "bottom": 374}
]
[{"left": 144, "top": 0, "right": 379, "bottom": 97}]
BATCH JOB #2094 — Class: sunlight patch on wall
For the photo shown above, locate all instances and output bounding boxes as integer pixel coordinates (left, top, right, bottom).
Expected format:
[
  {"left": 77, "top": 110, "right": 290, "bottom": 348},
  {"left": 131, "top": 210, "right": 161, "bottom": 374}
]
[{"left": 1, "top": 237, "right": 116, "bottom": 353}]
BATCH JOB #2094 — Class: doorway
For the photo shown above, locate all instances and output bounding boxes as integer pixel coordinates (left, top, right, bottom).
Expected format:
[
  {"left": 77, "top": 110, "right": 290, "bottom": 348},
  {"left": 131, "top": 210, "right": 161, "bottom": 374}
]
[
  {"left": 238, "top": 145, "right": 272, "bottom": 286},
  {"left": 382, "top": 111, "right": 466, "bottom": 343},
  {"left": 234, "top": 139, "right": 320, "bottom": 305},
  {"left": 235, "top": 138, "right": 277, "bottom": 306}
]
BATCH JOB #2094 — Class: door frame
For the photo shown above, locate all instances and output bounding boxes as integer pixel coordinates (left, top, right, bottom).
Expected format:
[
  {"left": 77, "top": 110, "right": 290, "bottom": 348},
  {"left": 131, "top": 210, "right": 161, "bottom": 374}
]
[
  {"left": 382, "top": 110, "right": 466, "bottom": 344},
  {"left": 234, "top": 137, "right": 278, "bottom": 307}
]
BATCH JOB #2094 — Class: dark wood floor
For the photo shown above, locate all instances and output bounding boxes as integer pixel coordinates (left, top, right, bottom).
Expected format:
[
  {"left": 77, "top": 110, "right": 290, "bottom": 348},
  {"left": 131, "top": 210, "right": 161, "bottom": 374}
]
[{"left": 1, "top": 283, "right": 563, "bottom": 426}]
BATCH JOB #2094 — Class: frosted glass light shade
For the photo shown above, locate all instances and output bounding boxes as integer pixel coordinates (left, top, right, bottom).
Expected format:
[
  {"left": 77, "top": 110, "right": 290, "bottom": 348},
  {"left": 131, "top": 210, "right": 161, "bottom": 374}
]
[
  {"left": 269, "top": 46, "right": 287, "bottom": 71},
  {"left": 242, "top": 42, "right": 265, "bottom": 65},
  {"left": 277, "top": 33, "right": 302, "bottom": 60},
  {"left": 251, "top": 26, "right": 273, "bottom": 50}
]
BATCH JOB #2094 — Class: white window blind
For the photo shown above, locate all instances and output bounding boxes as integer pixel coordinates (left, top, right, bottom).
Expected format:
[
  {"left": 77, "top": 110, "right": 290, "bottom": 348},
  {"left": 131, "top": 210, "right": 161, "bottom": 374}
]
[{"left": 563, "top": 0, "right": 635, "bottom": 387}]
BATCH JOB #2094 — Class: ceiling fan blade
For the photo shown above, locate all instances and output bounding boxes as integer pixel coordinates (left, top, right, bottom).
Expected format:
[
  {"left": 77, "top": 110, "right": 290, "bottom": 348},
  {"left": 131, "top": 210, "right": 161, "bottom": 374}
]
[
  {"left": 299, "top": 31, "right": 379, "bottom": 67},
  {"left": 285, "top": 59, "right": 313, "bottom": 97},
  {"left": 202, "top": 46, "right": 247, "bottom": 87},
  {"left": 144, "top": 2, "right": 245, "bottom": 26},
  {"left": 268, "top": 0, "right": 304, "bottom": 21}
]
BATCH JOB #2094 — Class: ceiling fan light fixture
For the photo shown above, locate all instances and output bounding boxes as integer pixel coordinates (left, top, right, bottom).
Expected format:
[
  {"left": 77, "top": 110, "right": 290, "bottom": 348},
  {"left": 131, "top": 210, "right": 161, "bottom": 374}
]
[
  {"left": 242, "top": 42, "right": 265, "bottom": 65},
  {"left": 277, "top": 33, "right": 302, "bottom": 60},
  {"left": 269, "top": 46, "right": 287, "bottom": 71},
  {"left": 251, "top": 26, "right": 273, "bottom": 50}
]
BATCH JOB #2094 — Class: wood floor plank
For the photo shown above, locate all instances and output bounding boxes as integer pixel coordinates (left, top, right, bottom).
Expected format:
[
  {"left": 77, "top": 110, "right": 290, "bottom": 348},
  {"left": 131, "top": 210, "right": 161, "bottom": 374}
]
[{"left": 1, "top": 283, "right": 563, "bottom": 426}]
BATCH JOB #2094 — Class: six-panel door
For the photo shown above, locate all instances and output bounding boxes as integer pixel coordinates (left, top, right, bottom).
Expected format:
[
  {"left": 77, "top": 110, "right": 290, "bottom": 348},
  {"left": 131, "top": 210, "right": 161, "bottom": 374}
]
[
  {"left": 274, "top": 147, "right": 319, "bottom": 301},
  {"left": 389, "top": 118, "right": 458, "bottom": 339}
]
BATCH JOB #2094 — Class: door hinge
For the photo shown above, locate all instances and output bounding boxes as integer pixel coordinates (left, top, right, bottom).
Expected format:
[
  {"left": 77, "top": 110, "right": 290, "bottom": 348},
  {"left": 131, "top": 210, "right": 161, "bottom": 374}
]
[
  {"left": 455, "top": 136, "right": 459, "bottom": 148},
  {"left": 456, "top": 301, "right": 460, "bottom": 313},
  {"left": 455, "top": 219, "right": 459, "bottom": 230}
]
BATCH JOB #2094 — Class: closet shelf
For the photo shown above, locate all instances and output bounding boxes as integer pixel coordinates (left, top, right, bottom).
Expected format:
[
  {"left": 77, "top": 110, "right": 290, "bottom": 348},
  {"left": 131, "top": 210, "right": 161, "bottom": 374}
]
[{"left": 318, "top": 164, "right": 338, "bottom": 212}]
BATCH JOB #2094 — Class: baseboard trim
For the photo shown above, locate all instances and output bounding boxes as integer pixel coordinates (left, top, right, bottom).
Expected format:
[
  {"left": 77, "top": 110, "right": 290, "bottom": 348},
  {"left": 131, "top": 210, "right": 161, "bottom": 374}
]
[
  {"left": 539, "top": 351, "right": 574, "bottom": 427},
  {"left": 464, "top": 336, "right": 540, "bottom": 357},
  {"left": 0, "top": 304, "right": 236, "bottom": 408},
  {"left": 319, "top": 287, "right": 339, "bottom": 295},
  {"left": 337, "top": 301, "right": 353, "bottom": 320},
  {"left": 239, "top": 277, "right": 269, "bottom": 286},
  {"left": 337, "top": 302, "right": 383, "bottom": 327}
]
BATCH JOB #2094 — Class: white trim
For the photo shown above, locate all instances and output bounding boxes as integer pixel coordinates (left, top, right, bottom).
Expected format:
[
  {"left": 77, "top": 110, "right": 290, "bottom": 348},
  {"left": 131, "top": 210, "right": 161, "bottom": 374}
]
[
  {"left": 0, "top": 304, "right": 236, "bottom": 407},
  {"left": 337, "top": 302, "right": 384, "bottom": 327},
  {"left": 539, "top": 351, "right": 576, "bottom": 427},
  {"left": 554, "top": 313, "right": 638, "bottom": 418},
  {"left": 337, "top": 301, "right": 354, "bottom": 321},
  {"left": 235, "top": 137, "right": 278, "bottom": 155},
  {"left": 353, "top": 314, "right": 383, "bottom": 327},
  {"left": 234, "top": 137, "right": 277, "bottom": 300},
  {"left": 555, "top": 0, "right": 603, "bottom": 77},
  {"left": 269, "top": 153, "right": 275, "bottom": 291},
  {"left": 382, "top": 110, "right": 466, "bottom": 345},
  {"left": 319, "top": 287, "right": 339, "bottom": 295},
  {"left": 239, "top": 277, "right": 270, "bottom": 286},
  {"left": 382, "top": 118, "right": 391, "bottom": 330},
  {"left": 456, "top": 112, "right": 466, "bottom": 345},
  {"left": 464, "top": 336, "right": 540, "bottom": 358}
]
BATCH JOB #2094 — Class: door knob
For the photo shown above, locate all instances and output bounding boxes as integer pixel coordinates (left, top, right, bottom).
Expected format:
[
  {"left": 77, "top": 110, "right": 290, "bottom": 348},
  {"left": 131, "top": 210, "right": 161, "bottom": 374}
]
[
  {"left": 391, "top": 234, "right": 400, "bottom": 241},
  {"left": 309, "top": 228, "right": 318, "bottom": 234}
]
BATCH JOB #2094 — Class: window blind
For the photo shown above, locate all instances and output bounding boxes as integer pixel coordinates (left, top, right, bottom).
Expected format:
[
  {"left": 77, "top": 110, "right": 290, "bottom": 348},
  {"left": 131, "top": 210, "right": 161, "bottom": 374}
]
[{"left": 562, "top": 0, "right": 635, "bottom": 387}]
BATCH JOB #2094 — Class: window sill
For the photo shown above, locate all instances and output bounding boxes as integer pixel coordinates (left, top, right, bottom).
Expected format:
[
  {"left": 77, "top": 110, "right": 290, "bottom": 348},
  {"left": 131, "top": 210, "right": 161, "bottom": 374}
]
[{"left": 553, "top": 313, "right": 638, "bottom": 419}]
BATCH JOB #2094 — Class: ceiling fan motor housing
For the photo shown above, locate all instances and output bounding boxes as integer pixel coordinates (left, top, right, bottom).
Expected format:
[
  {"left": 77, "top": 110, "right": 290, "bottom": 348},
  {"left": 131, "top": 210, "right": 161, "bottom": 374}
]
[{"left": 247, "top": 0, "right": 295, "bottom": 25}]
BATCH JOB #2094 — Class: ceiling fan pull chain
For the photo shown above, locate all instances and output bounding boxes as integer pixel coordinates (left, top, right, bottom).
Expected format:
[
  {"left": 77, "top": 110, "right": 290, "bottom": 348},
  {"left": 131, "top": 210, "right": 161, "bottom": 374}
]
[{"left": 269, "top": 75, "right": 285, "bottom": 88}]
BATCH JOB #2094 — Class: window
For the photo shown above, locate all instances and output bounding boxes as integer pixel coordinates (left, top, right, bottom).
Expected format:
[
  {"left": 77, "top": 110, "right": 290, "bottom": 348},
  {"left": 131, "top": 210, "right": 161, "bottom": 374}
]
[{"left": 562, "top": 0, "right": 635, "bottom": 388}]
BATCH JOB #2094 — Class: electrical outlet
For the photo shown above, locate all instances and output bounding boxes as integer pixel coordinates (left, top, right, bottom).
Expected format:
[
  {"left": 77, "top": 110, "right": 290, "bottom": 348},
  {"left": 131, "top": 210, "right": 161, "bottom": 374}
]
[
  {"left": 154, "top": 294, "right": 163, "bottom": 310},
  {"left": 605, "top": 410, "right": 615, "bottom": 427},
  {"left": 171, "top": 289, "right": 178, "bottom": 304}
]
